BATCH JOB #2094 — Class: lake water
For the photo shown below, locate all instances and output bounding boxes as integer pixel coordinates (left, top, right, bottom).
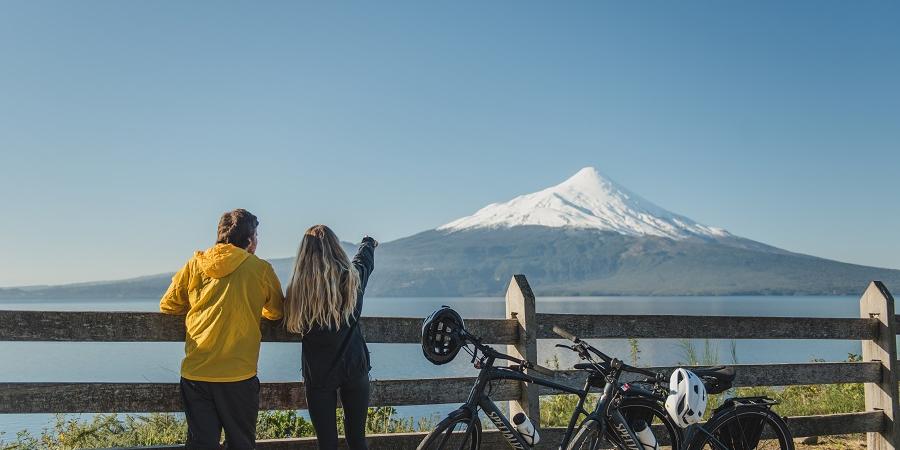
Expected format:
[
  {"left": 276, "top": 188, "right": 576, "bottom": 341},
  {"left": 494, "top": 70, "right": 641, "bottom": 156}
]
[{"left": 0, "top": 295, "right": 865, "bottom": 437}]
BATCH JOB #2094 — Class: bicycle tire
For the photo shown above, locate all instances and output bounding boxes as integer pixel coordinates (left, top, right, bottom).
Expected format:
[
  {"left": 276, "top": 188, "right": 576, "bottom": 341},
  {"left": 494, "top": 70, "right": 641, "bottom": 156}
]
[
  {"left": 687, "top": 405, "right": 794, "bottom": 450},
  {"left": 567, "top": 418, "right": 605, "bottom": 450},
  {"left": 417, "top": 408, "right": 482, "bottom": 450}
]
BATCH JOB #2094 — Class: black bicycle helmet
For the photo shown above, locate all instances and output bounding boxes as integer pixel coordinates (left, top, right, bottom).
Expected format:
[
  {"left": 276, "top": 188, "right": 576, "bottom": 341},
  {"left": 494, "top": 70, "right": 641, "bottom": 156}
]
[{"left": 421, "top": 306, "right": 466, "bottom": 365}]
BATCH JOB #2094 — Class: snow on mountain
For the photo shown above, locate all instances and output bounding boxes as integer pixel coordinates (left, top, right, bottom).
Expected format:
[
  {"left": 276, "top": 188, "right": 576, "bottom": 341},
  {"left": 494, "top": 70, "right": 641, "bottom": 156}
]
[{"left": 438, "top": 167, "right": 730, "bottom": 239}]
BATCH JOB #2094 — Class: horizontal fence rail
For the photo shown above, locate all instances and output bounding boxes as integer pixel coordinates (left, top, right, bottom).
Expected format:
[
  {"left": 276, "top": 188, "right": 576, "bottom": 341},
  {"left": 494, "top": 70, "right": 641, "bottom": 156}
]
[
  {"left": 543, "top": 361, "right": 883, "bottom": 394},
  {"left": 0, "top": 362, "right": 880, "bottom": 413},
  {"left": 0, "top": 311, "right": 519, "bottom": 344},
  {"left": 0, "top": 278, "right": 895, "bottom": 450},
  {"left": 0, "top": 310, "right": 878, "bottom": 342},
  {"left": 0, "top": 378, "right": 520, "bottom": 414},
  {"left": 0, "top": 361, "right": 880, "bottom": 414},
  {"left": 536, "top": 313, "right": 877, "bottom": 340}
]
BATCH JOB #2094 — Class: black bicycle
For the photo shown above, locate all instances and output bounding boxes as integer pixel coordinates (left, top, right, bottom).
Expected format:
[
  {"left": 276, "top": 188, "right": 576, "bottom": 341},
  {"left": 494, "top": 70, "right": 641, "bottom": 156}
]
[
  {"left": 417, "top": 321, "right": 682, "bottom": 450},
  {"left": 552, "top": 326, "right": 681, "bottom": 450},
  {"left": 553, "top": 327, "right": 794, "bottom": 450}
]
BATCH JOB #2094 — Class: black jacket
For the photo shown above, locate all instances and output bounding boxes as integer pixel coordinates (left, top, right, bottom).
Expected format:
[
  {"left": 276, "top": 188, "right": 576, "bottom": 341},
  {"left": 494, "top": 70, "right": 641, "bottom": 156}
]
[{"left": 300, "top": 238, "right": 375, "bottom": 388}]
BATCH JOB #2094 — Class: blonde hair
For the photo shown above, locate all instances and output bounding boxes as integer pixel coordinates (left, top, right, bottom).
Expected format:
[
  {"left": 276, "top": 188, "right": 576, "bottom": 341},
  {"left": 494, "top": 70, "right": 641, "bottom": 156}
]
[{"left": 283, "top": 225, "right": 360, "bottom": 336}]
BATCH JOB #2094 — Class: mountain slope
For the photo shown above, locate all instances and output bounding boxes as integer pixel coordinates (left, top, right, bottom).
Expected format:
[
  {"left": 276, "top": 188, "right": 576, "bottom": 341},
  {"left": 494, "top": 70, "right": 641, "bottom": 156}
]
[
  {"left": 3, "top": 167, "right": 898, "bottom": 299},
  {"left": 353, "top": 227, "right": 900, "bottom": 296}
]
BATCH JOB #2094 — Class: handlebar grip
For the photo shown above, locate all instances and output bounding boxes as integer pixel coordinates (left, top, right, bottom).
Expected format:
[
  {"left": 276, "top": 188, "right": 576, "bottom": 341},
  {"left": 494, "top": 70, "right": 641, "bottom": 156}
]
[{"left": 552, "top": 326, "right": 580, "bottom": 343}]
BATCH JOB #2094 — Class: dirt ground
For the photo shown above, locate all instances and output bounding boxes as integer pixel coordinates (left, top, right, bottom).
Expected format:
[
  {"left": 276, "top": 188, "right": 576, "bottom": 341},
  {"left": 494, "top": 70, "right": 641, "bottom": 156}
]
[{"left": 794, "top": 434, "right": 866, "bottom": 450}]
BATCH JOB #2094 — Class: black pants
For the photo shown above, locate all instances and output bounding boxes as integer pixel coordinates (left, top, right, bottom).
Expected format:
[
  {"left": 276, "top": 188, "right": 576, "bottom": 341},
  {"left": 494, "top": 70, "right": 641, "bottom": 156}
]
[
  {"left": 306, "top": 372, "right": 370, "bottom": 450},
  {"left": 180, "top": 376, "right": 260, "bottom": 450}
]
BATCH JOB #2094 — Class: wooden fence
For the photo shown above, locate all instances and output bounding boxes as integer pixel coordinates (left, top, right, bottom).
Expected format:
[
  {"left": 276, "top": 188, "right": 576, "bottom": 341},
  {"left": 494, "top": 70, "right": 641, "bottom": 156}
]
[{"left": 0, "top": 276, "right": 897, "bottom": 449}]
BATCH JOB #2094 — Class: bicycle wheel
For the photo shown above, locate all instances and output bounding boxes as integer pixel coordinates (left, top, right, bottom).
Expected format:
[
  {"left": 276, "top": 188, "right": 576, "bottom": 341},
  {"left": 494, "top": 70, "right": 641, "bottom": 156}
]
[
  {"left": 567, "top": 418, "right": 605, "bottom": 450},
  {"left": 618, "top": 399, "right": 684, "bottom": 450},
  {"left": 417, "top": 408, "right": 482, "bottom": 450},
  {"left": 688, "top": 406, "right": 794, "bottom": 450}
]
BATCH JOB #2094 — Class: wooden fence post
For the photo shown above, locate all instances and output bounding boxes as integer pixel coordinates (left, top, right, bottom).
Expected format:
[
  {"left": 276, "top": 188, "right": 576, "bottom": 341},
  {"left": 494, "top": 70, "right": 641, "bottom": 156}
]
[
  {"left": 860, "top": 281, "right": 900, "bottom": 450},
  {"left": 506, "top": 274, "right": 541, "bottom": 426}
]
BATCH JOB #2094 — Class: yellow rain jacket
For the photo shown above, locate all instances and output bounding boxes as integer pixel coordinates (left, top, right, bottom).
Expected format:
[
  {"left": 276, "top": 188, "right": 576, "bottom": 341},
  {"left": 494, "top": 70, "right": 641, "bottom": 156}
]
[{"left": 160, "top": 243, "right": 284, "bottom": 382}]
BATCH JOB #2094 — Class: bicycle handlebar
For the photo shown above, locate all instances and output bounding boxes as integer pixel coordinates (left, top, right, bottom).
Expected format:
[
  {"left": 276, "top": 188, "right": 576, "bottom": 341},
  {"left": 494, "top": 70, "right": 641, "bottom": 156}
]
[
  {"left": 462, "top": 330, "right": 525, "bottom": 362},
  {"left": 552, "top": 325, "right": 660, "bottom": 380},
  {"left": 553, "top": 326, "right": 612, "bottom": 363},
  {"left": 461, "top": 323, "right": 653, "bottom": 381},
  {"left": 552, "top": 325, "right": 579, "bottom": 343},
  {"left": 460, "top": 328, "right": 558, "bottom": 377}
]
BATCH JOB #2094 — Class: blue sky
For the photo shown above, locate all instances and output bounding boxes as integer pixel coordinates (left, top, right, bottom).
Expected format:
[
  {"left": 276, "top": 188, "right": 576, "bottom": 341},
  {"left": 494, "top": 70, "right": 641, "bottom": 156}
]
[{"left": 1, "top": 1, "right": 898, "bottom": 286}]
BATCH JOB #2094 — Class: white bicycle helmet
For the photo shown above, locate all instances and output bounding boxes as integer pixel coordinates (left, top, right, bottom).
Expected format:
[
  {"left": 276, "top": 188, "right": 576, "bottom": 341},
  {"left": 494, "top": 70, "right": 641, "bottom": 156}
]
[{"left": 665, "top": 368, "right": 708, "bottom": 428}]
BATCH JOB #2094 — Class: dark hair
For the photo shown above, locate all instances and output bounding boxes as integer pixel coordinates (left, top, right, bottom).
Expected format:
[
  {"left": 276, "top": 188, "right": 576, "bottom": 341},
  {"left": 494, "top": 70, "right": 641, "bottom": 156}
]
[{"left": 216, "top": 209, "right": 259, "bottom": 249}]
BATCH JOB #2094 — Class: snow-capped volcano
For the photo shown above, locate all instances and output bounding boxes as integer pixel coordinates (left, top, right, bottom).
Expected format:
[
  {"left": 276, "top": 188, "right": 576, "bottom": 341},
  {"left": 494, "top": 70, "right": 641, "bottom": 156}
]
[
  {"left": 438, "top": 167, "right": 729, "bottom": 239},
  {"left": 10, "top": 165, "right": 900, "bottom": 298}
]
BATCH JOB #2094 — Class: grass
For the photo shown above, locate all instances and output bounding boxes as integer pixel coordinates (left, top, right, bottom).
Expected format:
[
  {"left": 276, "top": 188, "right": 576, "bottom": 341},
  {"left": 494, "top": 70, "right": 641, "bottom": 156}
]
[{"left": 0, "top": 407, "right": 433, "bottom": 450}]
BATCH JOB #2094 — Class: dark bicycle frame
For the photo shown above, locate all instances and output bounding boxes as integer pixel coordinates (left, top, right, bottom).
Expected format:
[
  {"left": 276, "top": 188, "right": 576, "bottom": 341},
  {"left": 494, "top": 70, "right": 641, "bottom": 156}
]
[{"left": 450, "top": 340, "right": 657, "bottom": 450}]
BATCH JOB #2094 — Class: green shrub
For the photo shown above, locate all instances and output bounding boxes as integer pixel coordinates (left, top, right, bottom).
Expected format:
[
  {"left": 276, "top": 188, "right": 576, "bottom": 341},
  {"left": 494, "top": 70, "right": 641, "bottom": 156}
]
[
  {"left": 734, "top": 381, "right": 864, "bottom": 417},
  {"left": 256, "top": 410, "right": 314, "bottom": 439},
  {"left": 540, "top": 393, "right": 598, "bottom": 427},
  {"left": 0, "top": 414, "right": 186, "bottom": 450},
  {"left": 0, "top": 407, "right": 431, "bottom": 450}
]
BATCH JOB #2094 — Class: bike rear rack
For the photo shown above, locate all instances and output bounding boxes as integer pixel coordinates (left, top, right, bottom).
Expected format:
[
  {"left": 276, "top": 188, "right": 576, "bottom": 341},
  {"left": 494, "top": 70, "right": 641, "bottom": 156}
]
[{"left": 717, "top": 396, "right": 779, "bottom": 410}]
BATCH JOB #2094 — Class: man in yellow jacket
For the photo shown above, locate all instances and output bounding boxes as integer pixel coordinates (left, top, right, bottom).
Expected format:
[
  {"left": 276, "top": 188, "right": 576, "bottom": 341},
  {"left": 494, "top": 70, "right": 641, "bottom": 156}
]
[{"left": 161, "top": 209, "right": 284, "bottom": 450}]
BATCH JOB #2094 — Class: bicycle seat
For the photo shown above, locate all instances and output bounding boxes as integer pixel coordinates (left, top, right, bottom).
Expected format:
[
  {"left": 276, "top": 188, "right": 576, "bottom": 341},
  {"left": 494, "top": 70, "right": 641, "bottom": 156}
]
[{"left": 691, "top": 366, "right": 735, "bottom": 394}]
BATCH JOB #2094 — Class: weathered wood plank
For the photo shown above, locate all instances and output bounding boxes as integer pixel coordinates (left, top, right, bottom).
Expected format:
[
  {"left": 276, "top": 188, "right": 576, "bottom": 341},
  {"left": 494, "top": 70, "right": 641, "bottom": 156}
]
[
  {"left": 506, "top": 275, "right": 540, "bottom": 423},
  {"left": 0, "top": 359, "right": 878, "bottom": 413},
  {"left": 0, "top": 310, "right": 876, "bottom": 342},
  {"left": 0, "top": 311, "right": 518, "bottom": 344},
  {"left": 536, "top": 313, "right": 875, "bottom": 340},
  {"left": 860, "top": 280, "right": 900, "bottom": 450},
  {"left": 787, "top": 411, "right": 885, "bottom": 437},
  {"left": 0, "top": 378, "right": 519, "bottom": 414},
  {"left": 540, "top": 362, "right": 882, "bottom": 394},
  {"left": 110, "top": 412, "right": 884, "bottom": 449}
]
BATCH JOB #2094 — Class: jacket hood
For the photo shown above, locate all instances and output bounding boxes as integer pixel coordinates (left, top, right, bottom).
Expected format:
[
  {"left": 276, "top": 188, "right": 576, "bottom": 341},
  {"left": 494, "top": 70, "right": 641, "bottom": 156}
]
[{"left": 195, "top": 244, "right": 251, "bottom": 279}]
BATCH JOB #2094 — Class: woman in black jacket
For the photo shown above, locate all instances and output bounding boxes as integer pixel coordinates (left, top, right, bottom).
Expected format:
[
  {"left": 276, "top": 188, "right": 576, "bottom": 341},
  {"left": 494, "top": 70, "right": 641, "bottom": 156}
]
[{"left": 283, "top": 225, "right": 376, "bottom": 449}]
